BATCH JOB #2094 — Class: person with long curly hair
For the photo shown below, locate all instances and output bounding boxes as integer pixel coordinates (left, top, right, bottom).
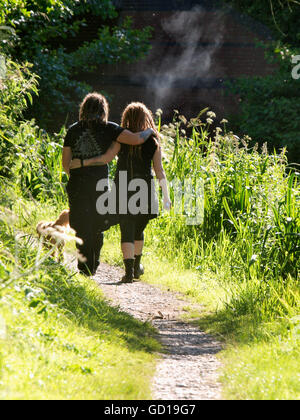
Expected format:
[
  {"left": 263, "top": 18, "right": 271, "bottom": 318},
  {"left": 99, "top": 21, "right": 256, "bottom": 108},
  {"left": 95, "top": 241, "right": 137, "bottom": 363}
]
[
  {"left": 71, "top": 102, "right": 171, "bottom": 283},
  {"left": 62, "top": 93, "right": 155, "bottom": 276}
]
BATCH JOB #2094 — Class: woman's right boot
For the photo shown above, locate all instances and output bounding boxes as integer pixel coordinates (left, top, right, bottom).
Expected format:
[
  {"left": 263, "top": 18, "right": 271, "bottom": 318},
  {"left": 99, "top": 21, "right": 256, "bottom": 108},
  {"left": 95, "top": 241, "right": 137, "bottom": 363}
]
[
  {"left": 121, "top": 259, "right": 134, "bottom": 283},
  {"left": 134, "top": 254, "right": 144, "bottom": 279}
]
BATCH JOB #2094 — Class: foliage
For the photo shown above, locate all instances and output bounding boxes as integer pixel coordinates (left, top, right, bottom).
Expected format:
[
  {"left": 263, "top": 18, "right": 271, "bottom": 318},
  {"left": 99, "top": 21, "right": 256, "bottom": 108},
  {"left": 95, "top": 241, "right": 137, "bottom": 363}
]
[
  {"left": 223, "top": 1, "right": 300, "bottom": 163},
  {"left": 0, "top": 0, "right": 152, "bottom": 128},
  {"left": 0, "top": 193, "right": 159, "bottom": 399},
  {"left": 102, "top": 109, "right": 300, "bottom": 399},
  {"left": 0, "top": 58, "right": 38, "bottom": 123},
  {"left": 224, "top": 0, "right": 300, "bottom": 45},
  {"left": 1, "top": 118, "right": 67, "bottom": 201},
  {"left": 0, "top": 58, "right": 39, "bottom": 175},
  {"left": 1, "top": 57, "right": 299, "bottom": 325},
  {"left": 0, "top": 44, "right": 299, "bottom": 398},
  {"left": 7, "top": 121, "right": 67, "bottom": 201},
  {"left": 0, "top": 58, "right": 67, "bottom": 202},
  {"left": 149, "top": 110, "right": 300, "bottom": 322},
  {"left": 227, "top": 45, "right": 300, "bottom": 163}
]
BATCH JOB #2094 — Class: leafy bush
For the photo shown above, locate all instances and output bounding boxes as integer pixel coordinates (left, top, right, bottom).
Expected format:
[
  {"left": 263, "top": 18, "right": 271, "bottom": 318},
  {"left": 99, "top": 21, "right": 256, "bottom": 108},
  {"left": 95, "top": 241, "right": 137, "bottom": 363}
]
[
  {"left": 223, "top": 1, "right": 300, "bottom": 163},
  {"left": 0, "top": 58, "right": 39, "bottom": 175},
  {"left": 0, "top": 0, "right": 152, "bottom": 128},
  {"left": 223, "top": 0, "right": 300, "bottom": 45},
  {"left": 227, "top": 45, "right": 300, "bottom": 163},
  {"left": 148, "top": 110, "right": 300, "bottom": 321},
  {"left": 0, "top": 58, "right": 66, "bottom": 202},
  {"left": 0, "top": 58, "right": 38, "bottom": 122},
  {"left": 9, "top": 120, "right": 67, "bottom": 202}
]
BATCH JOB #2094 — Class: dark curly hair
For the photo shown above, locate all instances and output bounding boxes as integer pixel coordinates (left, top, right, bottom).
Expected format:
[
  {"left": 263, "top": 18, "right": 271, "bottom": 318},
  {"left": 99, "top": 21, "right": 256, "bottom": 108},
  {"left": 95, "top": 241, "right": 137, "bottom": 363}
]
[{"left": 79, "top": 92, "right": 109, "bottom": 124}]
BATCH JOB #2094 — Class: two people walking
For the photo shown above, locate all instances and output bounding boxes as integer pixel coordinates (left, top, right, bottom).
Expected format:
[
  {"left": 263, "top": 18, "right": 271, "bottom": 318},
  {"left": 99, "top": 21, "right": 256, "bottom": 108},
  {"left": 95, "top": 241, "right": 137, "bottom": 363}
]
[{"left": 62, "top": 93, "right": 171, "bottom": 282}]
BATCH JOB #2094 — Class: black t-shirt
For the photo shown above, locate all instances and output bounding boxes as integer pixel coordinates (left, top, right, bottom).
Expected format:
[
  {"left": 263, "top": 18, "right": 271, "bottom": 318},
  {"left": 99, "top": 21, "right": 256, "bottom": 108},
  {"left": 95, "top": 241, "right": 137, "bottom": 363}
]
[
  {"left": 64, "top": 120, "right": 124, "bottom": 177},
  {"left": 116, "top": 136, "right": 158, "bottom": 180}
]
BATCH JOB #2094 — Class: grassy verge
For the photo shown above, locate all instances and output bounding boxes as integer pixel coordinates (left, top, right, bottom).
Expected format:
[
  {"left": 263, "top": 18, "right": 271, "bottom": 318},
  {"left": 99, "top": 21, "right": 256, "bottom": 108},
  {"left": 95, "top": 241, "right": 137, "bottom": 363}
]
[
  {"left": 1, "top": 184, "right": 299, "bottom": 400},
  {"left": 101, "top": 226, "right": 226, "bottom": 312},
  {"left": 1, "top": 45, "right": 299, "bottom": 400},
  {"left": 102, "top": 225, "right": 300, "bottom": 400},
  {"left": 0, "top": 195, "right": 161, "bottom": 400}
]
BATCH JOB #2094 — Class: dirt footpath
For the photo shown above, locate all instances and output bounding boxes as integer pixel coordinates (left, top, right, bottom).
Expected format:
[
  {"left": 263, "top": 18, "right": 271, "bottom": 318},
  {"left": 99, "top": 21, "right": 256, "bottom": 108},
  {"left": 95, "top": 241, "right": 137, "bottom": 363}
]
[{"left": 93, "top": 263, "right": 223, "bottom": 400}]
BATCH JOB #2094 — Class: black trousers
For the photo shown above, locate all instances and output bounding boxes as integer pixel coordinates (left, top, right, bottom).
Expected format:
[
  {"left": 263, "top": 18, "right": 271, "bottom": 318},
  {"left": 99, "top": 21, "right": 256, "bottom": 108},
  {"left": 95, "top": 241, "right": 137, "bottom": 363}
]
[
  {"left": 67, "top": 173, "right": 109, "bottom": 275},
  {"left": 119, "top": 217, "right": 150, "bottom": 244}
]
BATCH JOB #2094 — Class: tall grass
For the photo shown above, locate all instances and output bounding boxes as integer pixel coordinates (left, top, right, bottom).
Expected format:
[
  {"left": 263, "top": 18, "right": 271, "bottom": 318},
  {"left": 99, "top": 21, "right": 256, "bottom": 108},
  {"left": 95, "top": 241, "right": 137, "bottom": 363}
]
[
  {"left": 0, "top": 188, "right": 160, "bottom": 400},
  {"left": 8, "top": 106, "right": 299, "bottom": 328},
  {"left": 146, "top": 111, "right": 299, "bottom": 328},
  {"left": 11, "top": 121, "right": 67, "bottom": 202},
  {"left": 1, "top": 57, "right": 299, "bottom": 397},
  {"left": 3, "top": 96, "right": 299, "bottom": 329}
]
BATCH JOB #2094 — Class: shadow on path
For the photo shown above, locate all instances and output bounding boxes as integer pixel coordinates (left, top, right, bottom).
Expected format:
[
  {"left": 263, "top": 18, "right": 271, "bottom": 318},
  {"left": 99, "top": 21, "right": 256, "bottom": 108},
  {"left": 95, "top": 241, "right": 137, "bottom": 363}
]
[
  {"left": 38, "top": 258, "right": 160, "bottom": 354},
  {"left": 95, "top": 262, "right": 223, "bottom": 400}
]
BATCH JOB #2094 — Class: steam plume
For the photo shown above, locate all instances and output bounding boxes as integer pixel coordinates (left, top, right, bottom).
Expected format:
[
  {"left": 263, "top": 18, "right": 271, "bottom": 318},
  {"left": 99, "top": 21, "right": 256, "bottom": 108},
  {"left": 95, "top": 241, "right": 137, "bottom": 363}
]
[{"left": 146, "top": 6, "right": 224, "bottom": 110}]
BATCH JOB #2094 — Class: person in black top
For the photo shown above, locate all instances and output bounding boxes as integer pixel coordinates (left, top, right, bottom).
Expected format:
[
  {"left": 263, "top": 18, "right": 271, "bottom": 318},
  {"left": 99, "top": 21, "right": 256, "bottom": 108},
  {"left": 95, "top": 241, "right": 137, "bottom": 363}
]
[
  {"left": 70, "top": 102, "right": 171, "bottom": 283},
  {"left": 62, "top": 93, "right": 155, "bottom": 276}
]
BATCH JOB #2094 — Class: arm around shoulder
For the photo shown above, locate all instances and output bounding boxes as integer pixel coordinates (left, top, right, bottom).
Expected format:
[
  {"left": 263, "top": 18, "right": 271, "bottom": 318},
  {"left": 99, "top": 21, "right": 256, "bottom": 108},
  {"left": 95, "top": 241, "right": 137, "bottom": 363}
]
[
  {"left": 69, "top": 142, "right": 121, "bottom": 170},
  {"left": 117, "top": 128, "right": 155, "bottom": 146},
  {"left": 86, "top": 141, "right": 121, "bottom": 166}
]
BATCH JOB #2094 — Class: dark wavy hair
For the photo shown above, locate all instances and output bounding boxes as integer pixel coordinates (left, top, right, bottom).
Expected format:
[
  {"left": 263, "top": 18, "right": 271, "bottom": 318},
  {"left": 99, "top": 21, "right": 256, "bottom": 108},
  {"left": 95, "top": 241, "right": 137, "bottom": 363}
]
[{"left": 79, "top": 92, "right": 109, "bottom": 124}]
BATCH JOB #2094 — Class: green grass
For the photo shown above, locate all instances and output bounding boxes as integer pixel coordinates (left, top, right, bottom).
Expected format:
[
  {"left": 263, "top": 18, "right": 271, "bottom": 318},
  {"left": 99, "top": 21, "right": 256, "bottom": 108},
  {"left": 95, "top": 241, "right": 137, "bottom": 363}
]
[
  {"left": 102, "top": 223, "right": 300, "bottom": 400},
  {"left": 220, "top": 339, "right": 300, "bottom": 400},
  {"left": 1, "top": 88, "right": 299, "bottom": 400},
  {"left": 0, "top": 197, "right": 161, "bottom": 400},
  {"left": 0, "top": 276, "right": 159, "bottom": 400},
  {"left": 102, "top": 225, "right": 226, "bottom": 313}
]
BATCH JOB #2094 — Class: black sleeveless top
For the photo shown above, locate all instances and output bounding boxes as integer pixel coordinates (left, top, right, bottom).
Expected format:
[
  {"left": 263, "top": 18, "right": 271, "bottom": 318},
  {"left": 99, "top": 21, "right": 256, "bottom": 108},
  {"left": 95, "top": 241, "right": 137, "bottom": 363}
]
[
  {"left": 115, "top": 136, "right": 158, "bottom": 180},
  {"left": 114, "top": 136, "right": 159, "bottom": 220}
]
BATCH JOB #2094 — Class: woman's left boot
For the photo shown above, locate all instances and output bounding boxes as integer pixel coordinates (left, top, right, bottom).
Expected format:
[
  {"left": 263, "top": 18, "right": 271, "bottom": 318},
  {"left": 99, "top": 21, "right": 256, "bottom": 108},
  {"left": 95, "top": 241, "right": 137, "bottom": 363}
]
[{"left": 121, "top": 259, "right": 134, "bottom": 283}]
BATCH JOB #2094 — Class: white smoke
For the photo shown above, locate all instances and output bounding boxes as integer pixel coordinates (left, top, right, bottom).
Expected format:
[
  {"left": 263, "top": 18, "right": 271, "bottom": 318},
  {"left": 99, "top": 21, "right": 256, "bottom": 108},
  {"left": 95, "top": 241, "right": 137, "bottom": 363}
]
[{"left": 146, "top": 6, "right": 225, "bottom": 110}]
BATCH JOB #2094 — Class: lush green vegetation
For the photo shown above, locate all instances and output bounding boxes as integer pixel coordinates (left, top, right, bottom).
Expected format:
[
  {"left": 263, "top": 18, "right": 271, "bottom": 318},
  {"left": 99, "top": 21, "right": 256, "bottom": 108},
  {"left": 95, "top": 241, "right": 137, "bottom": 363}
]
[
  {"left": 0, "top": 59, "right": 66, "bottom": 199},
  {"left": 0, "top": 6, "right": 158, "bottom": 399},
  {"left": 0, "top": 0, "right": 151, "bottom": 128},
  {"left": 0, "top": 188, "right": 160, "bottom": 399},
  {"left": 225, "top": 0, "right": 300, "bottom": 45},
  {"left": 0, "top": 0, "right": 299, "bottom": 401},
  {"left": 223, "top": 0, "right": 300, "bottom": 163},
  {"left": 0, "top": 56, "right": 160, "bottom": 400},
  {"left": 103, "top": 110, "right": 300, "bottom": 399}
]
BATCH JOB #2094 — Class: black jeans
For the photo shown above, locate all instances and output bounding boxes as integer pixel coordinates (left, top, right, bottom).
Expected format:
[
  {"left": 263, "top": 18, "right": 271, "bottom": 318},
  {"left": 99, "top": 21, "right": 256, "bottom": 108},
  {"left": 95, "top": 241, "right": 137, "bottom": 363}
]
[{"left": 67, "top": 173, "right": 109, "bottom": 275}]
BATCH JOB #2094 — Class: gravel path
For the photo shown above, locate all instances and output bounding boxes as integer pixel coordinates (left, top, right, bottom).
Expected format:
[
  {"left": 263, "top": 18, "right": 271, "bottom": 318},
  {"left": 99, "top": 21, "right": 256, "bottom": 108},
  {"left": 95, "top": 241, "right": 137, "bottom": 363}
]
[
  {"left": 93, "top": 262, "right": 223, "bottom": 400},
  {"left": 30, "top": 231, "right": 222, "bottom": 399}
]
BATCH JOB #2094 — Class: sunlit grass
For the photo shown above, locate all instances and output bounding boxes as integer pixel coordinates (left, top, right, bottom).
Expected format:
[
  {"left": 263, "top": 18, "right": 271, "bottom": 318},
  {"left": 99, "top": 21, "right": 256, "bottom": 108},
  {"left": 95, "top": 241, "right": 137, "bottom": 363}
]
[
  {"left": 0, "top": 280, "right": 159, "bottom": 400},
  {"left": 1, "top": 105, "right": 299, "bottom": 400},
  {"left": 220, "top": 337, "right": 300, "bottom": 400},
  {"left": 0, "top": 202, "right": 160, "bottom": 400},
  {"left": 102, "top": 225, "right": 227, "bottom": 313},
  {"left": 103, "top": 226, "right": 300, "bottom": 400}
]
